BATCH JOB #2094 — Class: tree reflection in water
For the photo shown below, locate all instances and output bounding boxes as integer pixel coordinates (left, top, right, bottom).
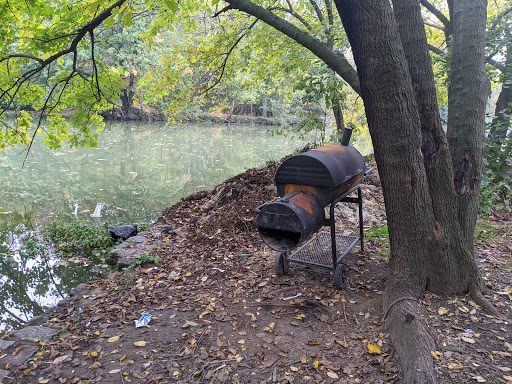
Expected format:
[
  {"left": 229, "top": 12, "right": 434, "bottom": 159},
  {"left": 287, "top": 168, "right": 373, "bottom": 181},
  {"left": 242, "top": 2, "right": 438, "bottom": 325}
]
[{"left": 0, "top": 211, "right": 97, "bottom": 333}]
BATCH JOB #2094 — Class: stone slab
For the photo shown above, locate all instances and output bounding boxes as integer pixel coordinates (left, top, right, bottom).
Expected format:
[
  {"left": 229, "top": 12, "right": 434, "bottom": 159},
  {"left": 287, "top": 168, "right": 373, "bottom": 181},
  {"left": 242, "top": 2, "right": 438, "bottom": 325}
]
[
  {"left": 14, "top": 326, "right": 55, "bottom": 341},
  {"left": 106, "top": 247, "right": 140, "bottom": 265},
  {"left": 127, "top": 235, "right": 146, "bottom": 243},
  {"left": 4, "top": 344, "right": 39, "bottom": 367},
  {"left": 69, "top": 283, "right": 89, "bottom": 296},
  {"left": 0, "top": 340, "right": 15, "bottom": 351},
  {"left": 25, "top": 314, "right": 49, "bottom": 327},
  {"left": 118, "top": 257, "right": 137, "bottom": 270}
]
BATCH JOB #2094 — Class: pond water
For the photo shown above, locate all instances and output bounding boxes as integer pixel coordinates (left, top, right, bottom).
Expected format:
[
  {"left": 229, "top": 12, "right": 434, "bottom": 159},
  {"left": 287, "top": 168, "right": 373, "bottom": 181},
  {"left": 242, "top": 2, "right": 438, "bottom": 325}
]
[{"left": 0, "top": 121, "right": 307, "bottom": 332}]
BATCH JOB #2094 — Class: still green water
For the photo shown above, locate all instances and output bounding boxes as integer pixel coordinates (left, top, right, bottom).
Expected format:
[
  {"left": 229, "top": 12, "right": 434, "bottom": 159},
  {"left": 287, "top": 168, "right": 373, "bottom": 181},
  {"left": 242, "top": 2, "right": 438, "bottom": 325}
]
[{"left": 0, "top": 121, "right": 306, "bottom": 331}]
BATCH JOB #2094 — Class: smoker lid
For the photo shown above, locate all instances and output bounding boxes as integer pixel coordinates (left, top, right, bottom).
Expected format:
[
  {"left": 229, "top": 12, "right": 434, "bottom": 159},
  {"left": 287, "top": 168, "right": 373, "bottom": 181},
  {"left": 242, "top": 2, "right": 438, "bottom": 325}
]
[{"left": 275, "top": 143, "right": 365, "bottom": 188}]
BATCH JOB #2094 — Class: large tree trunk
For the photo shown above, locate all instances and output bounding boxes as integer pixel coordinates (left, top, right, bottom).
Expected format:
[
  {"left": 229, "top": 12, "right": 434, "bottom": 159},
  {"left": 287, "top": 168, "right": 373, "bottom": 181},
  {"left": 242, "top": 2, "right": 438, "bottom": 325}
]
[{"left": 334, "top": 0, "right": 489, "bottom": 381}]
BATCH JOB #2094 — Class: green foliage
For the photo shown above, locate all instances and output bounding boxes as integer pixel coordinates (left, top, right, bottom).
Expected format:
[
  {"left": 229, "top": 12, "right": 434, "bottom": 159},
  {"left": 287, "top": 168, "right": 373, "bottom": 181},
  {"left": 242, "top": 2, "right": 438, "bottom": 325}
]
[
  {"left": 39, "top": 221, "right": 119, "bottom": 260},
  {"left": 19, "top": 219, "right": 151, "bottom": 263},
  {"left": 366, "top": 225, "right": 389, "bottom": 244},
  {"left": 18, "top": 233, "right": 49, "bottom": 260},
  {"left": 135, "top": 253, "right": 160, "bottom": 265},
  {"left": 480, "top": 119, "right": 512, "bottom": 215},
  {"left": 474, "top": 221, "right": 499, "bottom": 242},
  {"left": 295, "top": 61, "right": 346, "bottom": 110},
  {"left": 499, "top": 263, "right": 512, "bottom": 272}
]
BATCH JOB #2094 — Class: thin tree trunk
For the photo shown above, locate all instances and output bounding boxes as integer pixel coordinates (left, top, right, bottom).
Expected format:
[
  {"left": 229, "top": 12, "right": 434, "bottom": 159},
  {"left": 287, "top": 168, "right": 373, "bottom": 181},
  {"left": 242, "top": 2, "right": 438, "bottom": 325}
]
[
  {"left": 227, "top": 82, "right": 243, "bottom": 123},
  {"left": 262, "top": 84, "right": 269, "bottom": 118},
  {"left": 489, "top": 37, "right": 512, "bottom": 156},
  {"left": 120, "top": 73, "right": 137, "bottom": 120},
  {"left": 447, "top": 0, "right": 489, "bottom": 250},
  {"left": 332, "top": 102, "right": 344, "bottom": 138}
]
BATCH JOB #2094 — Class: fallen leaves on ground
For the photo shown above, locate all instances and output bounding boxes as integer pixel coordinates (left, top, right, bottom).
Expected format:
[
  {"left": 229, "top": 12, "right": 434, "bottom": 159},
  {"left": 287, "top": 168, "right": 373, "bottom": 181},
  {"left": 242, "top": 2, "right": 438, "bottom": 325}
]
[{"left": 5, "top": 160, "right": 511, "bottom": 384}]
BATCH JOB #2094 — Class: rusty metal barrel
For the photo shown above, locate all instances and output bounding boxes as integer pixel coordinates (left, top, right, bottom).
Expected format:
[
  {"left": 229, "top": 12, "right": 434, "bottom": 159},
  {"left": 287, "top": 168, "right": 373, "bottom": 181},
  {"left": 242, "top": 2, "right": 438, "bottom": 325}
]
[{"left": 257, "top": 128, "right": 365, "bottom": 252}]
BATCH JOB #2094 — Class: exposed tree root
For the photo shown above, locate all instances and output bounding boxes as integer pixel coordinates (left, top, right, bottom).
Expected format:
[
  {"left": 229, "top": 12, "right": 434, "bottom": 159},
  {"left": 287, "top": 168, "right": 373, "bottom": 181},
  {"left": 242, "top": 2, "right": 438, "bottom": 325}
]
[
  {"left": 469, "top": 283, "right": 509, "bottom": 320},
  {"left": 384, "top": 291, "right": 438, "bottom": 384},
  {"left": 384, "top": 281, "right": 510, "bottom": 384}
]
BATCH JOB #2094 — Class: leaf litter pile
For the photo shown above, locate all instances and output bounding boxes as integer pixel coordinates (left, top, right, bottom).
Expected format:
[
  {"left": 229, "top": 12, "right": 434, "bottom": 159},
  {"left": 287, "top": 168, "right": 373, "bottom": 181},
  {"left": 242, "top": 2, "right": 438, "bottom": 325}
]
[{"left": 4, "top": 160, "right": 511, "bottom": 384}]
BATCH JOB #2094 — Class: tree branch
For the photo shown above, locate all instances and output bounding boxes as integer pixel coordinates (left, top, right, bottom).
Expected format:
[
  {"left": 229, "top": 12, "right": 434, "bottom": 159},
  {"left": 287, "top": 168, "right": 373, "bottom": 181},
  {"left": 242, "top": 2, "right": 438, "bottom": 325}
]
[
  {"left": 89, "top": 30, "right": 102, "bottom": 100},
  {"left": 486, "top": 57, "right": 505, "bottom": 72},
  {"left": 0, "top": 0, "right": 127, "bottom": 150},
  {"left": 213, "top": 5, "right": 233, "bottom": 18},
  {"left": 325, "top": 0, "right": 335, "bottom": 47},
  {"left": 308, "top": 0, "right": 325, "bottom": 23},
  {"left": 487, "top": 6, "right": 512, "bottom": 32},
  {"left": 424, "top": 21, "right": 444, "bottom": 31},
  {"left": 420, "top": 0, "right": 450, "bottom": 27},
  {"left": 271, "top": 6, "right": 313, "bottom": 31},
  {"left": 224, "top": 0, "right": 361, "bottom": 95},
  {"left": 20, "top": 0, "right": 127, "bottom": 79},
  {"left": 0, "top": 54, "right": 43, "bottom": 64},
  {"left": 200, "top": 19, "right": 260, "bottom": 95},
  {"left": 428, "top": 43, "right": 445, "bottom": 55}
]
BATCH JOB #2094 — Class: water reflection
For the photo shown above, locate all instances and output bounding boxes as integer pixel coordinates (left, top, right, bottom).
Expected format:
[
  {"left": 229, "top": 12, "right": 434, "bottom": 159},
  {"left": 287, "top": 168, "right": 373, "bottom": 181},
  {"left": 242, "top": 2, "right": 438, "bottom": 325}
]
[
  {"left": 0, "top": 122, "right": 305, "bottom": 332},
  {"left": 0, "top": 211, "right": 97, "bottom": 331}
]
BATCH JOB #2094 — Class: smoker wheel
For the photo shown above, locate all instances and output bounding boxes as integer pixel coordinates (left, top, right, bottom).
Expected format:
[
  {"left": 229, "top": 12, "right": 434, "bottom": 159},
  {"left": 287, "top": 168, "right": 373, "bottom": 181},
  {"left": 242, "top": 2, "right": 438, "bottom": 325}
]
[
  {"left": 333, "top": 263, "right": 347, "bottom": 289},
  {"left": 274, "top": 252, "right": 289, "bottom": 276}
]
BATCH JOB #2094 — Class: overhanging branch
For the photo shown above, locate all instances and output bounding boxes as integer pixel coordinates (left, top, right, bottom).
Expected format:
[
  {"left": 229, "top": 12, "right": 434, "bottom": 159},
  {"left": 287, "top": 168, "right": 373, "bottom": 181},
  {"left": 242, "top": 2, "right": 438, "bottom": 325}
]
[
  {"left": 224, "top": 0, "right": 361, "bottom": 95},
  {"left": 200, "top": 19, "right": 259, "bottom": 95},
  {"left": 0, "top": 0, "right": 128, "bottom": 149},
  {"left": 420, "top": 0, "right": 450, "bottom": 28}
]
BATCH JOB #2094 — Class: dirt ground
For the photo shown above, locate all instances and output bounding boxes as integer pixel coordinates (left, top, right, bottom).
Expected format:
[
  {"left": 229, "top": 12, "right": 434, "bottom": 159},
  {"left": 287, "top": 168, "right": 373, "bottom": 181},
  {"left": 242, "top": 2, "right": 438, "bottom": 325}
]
[{"left": 3, "top": 160, "right": 511, "bottom": 384}]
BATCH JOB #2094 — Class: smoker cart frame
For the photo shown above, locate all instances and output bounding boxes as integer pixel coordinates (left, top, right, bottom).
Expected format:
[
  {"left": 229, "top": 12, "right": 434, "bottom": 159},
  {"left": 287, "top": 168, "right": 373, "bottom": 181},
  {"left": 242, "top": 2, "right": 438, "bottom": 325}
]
[{"left": 274, "top": 184, "right": 364, "bottom": 288}]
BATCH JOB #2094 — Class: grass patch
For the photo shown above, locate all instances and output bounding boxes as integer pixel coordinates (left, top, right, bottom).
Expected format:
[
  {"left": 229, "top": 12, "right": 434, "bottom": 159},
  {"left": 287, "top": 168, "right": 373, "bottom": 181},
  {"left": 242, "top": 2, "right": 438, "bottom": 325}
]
[{"left": 366, "top": 224, "right": 389, "bottom": 244}]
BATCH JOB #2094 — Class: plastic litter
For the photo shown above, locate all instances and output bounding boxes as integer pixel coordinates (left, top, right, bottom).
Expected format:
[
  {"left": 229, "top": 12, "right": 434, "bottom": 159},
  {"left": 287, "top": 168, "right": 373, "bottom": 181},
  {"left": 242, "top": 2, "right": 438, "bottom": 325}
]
[
  {"left": 135, "top": 313, "right": 152, "bottom": 328},
  {"left": 464, "top": 328, "right": 475, "bottom": 334},
  {"left": 143, "top": 362, "right": 151, "bottom": 369},
  {"left": 168, "top": 271, "right": 180, "bottom": 279},
  {"left": 212, "top": 267, "right": 225, "bottom": 272},
  {"left": 283, "top": 293, "right": 302, "bottom": 301},
  {"left": 90, "top": 203, "right": 104, "bottom": 218}
]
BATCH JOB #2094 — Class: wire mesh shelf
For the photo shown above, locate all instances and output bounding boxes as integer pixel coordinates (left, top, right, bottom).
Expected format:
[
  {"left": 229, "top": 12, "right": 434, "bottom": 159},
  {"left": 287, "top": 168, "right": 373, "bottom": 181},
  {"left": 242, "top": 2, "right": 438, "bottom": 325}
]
[{"left": 288, "top": 231, "right": 360, "bottom": 269}]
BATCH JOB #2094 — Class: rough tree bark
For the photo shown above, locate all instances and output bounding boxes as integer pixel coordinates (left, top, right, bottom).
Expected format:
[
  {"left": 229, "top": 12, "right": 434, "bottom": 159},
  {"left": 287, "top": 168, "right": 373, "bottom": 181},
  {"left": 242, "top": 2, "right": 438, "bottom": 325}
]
[
  {"left": 333, "top": 0, "right": 490, "bottom": 381},
  {"left": 332, "top": 102, "right": 344, "bottom": 136},
  {"left": 447, "top": 0, "right": 490, "bottom": 251}
]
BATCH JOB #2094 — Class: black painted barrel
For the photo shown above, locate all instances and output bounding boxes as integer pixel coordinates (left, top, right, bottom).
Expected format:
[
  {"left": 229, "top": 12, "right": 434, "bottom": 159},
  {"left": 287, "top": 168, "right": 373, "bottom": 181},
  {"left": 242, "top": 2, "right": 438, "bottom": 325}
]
[
  {"left": 257, "top": 191, "right": 325, "bottom": 252},
  {"left": 257, "top": 128, "right": 365, "bottom": 252}
]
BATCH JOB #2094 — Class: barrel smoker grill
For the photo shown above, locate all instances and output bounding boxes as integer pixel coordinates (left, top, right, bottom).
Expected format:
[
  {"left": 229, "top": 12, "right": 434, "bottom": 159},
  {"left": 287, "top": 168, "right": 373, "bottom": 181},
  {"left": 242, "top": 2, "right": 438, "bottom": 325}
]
[{"left": 256, "top": 128, "right": 368, "bottom": 288}]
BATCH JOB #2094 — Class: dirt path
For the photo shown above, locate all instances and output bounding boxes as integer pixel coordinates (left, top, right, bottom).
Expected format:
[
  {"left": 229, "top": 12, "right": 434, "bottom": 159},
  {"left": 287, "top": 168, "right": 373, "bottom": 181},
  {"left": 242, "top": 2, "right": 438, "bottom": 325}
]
[{"left": 2, "top": 161, "right": 511, "bottom": 384}]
